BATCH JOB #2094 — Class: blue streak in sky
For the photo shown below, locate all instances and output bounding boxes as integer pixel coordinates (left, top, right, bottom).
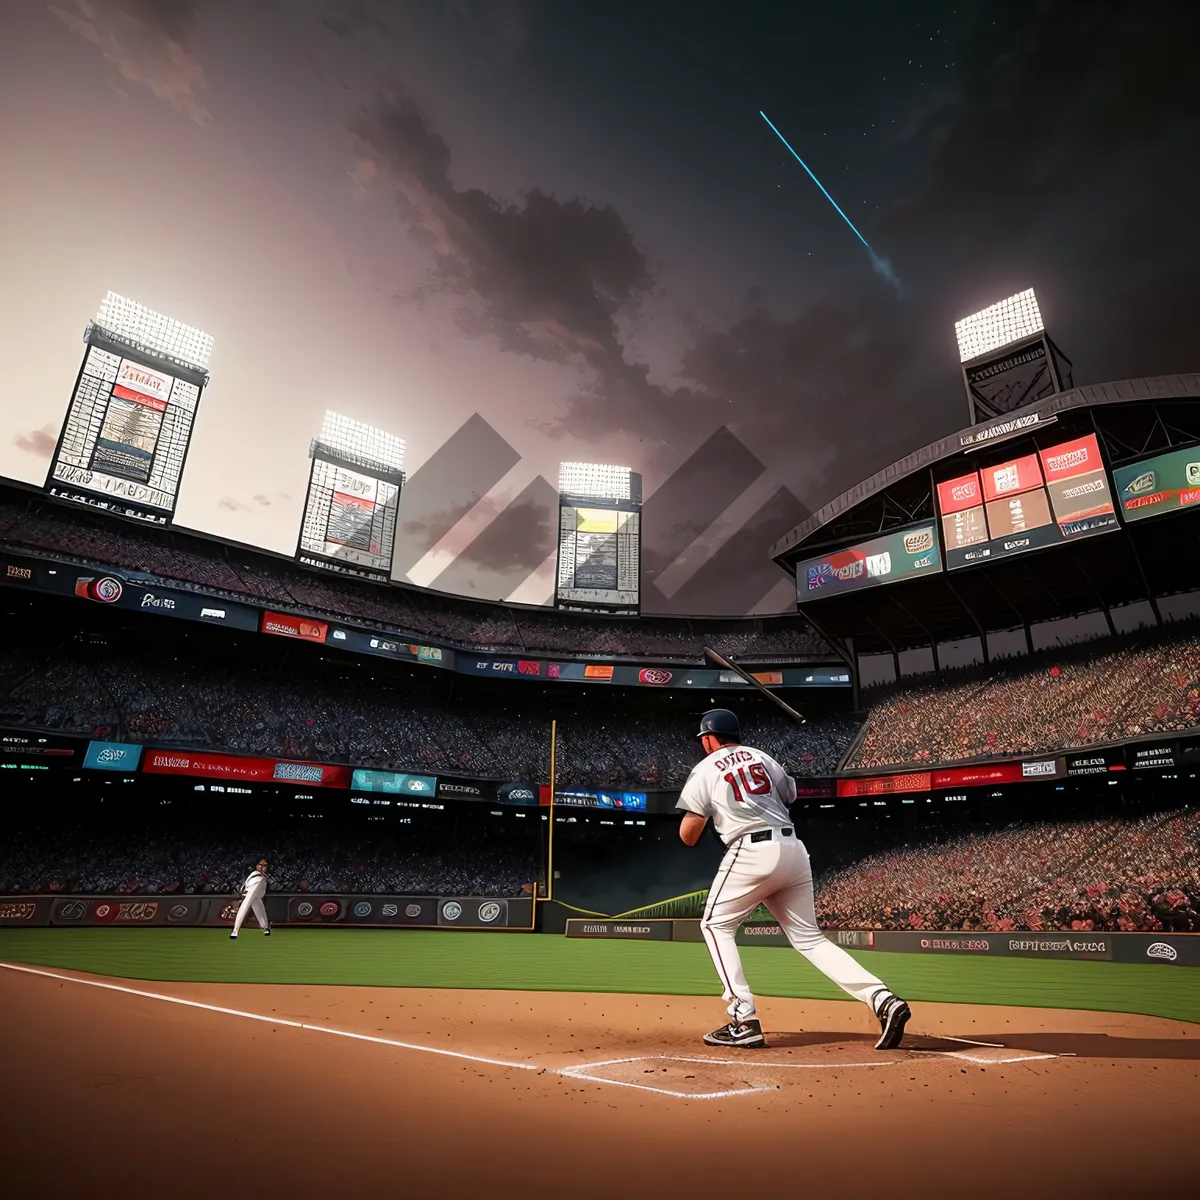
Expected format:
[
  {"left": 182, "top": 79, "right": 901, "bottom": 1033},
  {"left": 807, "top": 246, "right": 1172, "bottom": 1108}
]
[{"left": 759, "top": 110, "right": 902, "bottom": 293}]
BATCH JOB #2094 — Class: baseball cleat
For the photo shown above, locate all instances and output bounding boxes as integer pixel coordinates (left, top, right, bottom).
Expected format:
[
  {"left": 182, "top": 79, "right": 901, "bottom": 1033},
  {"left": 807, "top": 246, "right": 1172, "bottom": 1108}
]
[
  {"left": 874, "top": 995, "right": 911, "bottom": 1049},
  {"left": 229, "top": 933, "right": 237, "bottom": 940},
  {"left": 703, "top": 1019, "right": 767, "bottom": 1049},
  {"left": 264, "top": 929, "right": 271, "bottom": 936}
]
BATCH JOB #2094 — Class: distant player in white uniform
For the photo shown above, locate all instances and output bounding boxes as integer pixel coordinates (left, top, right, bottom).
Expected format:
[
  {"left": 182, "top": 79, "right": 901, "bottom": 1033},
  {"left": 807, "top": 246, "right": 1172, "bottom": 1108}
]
[
  {"left": 230, "top": 859, "right": 271, "bottom": 939},
  {"left": 677, "top": 710, "right": 910, "bottom": 1049}
]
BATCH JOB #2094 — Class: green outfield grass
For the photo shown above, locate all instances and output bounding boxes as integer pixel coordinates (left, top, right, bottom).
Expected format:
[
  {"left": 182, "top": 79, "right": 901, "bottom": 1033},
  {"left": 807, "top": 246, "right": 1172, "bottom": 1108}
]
[{"left": 2, "top": 928, "right": 1197, "bottom": 1023}]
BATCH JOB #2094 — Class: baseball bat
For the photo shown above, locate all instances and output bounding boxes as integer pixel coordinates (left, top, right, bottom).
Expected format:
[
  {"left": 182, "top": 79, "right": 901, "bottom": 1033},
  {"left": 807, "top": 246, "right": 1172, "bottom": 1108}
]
[{"left": 704, "top": 646, "right": 807, "bottom": 725}]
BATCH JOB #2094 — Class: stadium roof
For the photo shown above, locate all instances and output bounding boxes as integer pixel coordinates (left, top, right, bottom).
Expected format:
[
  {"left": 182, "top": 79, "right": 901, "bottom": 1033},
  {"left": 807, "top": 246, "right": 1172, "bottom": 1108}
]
[{"left": 772, "top": 374, "right": 1200, "bottom": 559}]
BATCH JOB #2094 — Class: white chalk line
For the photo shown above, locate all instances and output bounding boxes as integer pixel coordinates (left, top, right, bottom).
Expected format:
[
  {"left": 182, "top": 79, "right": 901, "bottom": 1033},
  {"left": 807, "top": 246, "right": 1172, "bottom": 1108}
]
[
  {"left": 0, "top": 962, "right": 537, "bottom": 1072},
  {"left": 0, "top": 962, "right": 1058, "bottom": 1098}
]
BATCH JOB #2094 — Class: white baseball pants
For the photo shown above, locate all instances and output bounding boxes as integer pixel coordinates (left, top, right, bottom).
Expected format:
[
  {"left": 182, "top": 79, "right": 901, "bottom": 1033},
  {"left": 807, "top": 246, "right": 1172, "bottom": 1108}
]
[
  {"left": 700, "top": 835, "right": 889, "bottom": 1023},
  {"left": 232, "top": 893, "right": 269, "bottom": 935}
]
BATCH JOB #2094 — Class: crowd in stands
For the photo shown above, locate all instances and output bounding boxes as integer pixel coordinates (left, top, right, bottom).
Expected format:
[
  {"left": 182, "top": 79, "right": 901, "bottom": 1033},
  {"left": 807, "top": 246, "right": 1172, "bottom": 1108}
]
[
  {"left": 0, "top": 636, "right": 855, "bottom": 786},
  {"left": 0, "top": 818, "right": 539, "bottom": 898},
  {"left": 0, "top": 492, "right": 828, "bottom": 661},
  {"left": 851, "top": 623, "right": 1200, "bottom": 770},
  {"left": 814, "top": 808, "right": 1200, "bottom": 933}
]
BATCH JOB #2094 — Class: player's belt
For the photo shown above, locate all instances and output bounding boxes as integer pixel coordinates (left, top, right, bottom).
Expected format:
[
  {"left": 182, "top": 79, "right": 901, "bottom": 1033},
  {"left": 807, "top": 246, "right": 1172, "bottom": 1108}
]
[{"left": 747, "top": 827, "right": 793, "bottom": 843}]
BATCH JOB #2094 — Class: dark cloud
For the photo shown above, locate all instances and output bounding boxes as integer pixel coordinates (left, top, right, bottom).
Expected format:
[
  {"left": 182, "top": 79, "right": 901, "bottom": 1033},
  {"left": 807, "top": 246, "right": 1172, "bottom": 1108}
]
[
  {"left": 351, "top": 94, "right": 654, "bottom": 384},
  {"left": 118, "top": 0, "right": 201, "bottom": 47},
  {"left": 885, "top": 1, "right": 1200, "bottom": 247},
  {"left": 51, "top": 0, "right": 209, "bottom": 124},
  {"left": 13, "top": 427, "right": 56, "bottom": 458}
]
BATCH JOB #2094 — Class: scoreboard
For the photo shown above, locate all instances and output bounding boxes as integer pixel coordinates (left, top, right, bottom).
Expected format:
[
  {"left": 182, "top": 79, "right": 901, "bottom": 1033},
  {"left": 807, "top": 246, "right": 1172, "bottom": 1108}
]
[
  {"left": 296, "top": 412, "right": 405, "bottom": 581},
  {"left": 47, "top": 293, "right": 211, "bottom": 525},
  {"left": 938, "top": 434, "right": 1117, "bottom": 569}
]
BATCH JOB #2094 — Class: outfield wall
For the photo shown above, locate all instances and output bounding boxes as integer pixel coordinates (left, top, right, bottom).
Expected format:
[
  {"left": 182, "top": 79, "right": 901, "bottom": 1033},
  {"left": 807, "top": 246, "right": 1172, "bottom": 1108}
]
[
  {"left": 566, "top": 919, "right": 1200, "bottom": 965},
  {"left": 0, "top": 894, "right": 534, "bottom": 930}
]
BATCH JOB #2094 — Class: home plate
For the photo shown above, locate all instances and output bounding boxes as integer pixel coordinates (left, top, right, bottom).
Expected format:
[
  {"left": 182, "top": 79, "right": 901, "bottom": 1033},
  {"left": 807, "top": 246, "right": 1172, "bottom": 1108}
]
[{"left": 558, "top": 1054, "right": 899, "bottom": 1099}]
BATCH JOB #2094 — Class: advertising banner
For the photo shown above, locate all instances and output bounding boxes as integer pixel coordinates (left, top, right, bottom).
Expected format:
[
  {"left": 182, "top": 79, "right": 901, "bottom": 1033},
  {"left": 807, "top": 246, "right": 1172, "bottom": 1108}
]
[
  {"left": 55, "top": 567, "right": 259, "bottom": 630},
  {"left": 796, "top": 522, "right": 941, "bottom": 602},
  {"left": 0, "top": 729, "right": 84, "bottom": 768},
  {"left": 980, "top": 453, "right": 1044, "bottom": 503},
  {"left": 932, "top": 763, "right": 1024, "bottom": 788},
  {"left": 1113, "top": 934, "right": 1200, "bottom": 967},
  {"left": 869, "top": 931, "right": 1114, "bottom": 959},
  {"left": 1020, "top": 758, "right": 1064, "bottom": 780},
  {"left": 143, "top": 750, "right": 350, "bottom": 788},
  {"left": 350, "top": 769, "right": 438, "bottom": 795},
  {"left": 83, "top": 740, "right": 143, "bottom": 771},
  {"left": 555, "top": 789, "right": 647, "bottom": 811},
  {"left": 261, "top": 610, "right": 328, "bottom": 642},
  {"left": 837, "top": 773, "right": 931, "bottom": 797},
  {"left": 3, "top": 894, "right": 532, "bottom": 930},
  {"left": 1066, "top": 750, "right": 1125, "bottom": 776},
  {"left": 565, "top": 919, "right": 673, "bottom": 940},
  {"left": 937, "top": 471, "right": 983, "bottom": 516},
  {"left": 1131, "top": 744, "right": 1175, "bottom": 770},
  {"left": 436, "top": 777, "right": 490, "bottom": 801},
  {"left": 0, "top": 898, "right": 51, "bottom": 926},
  {"left": 1108, "top": 441, "right": 1200, "bottom": 516},
  {"left": 497, "top": 782, "right": 540, "bottom": 806},
  {"left": 1112, "top": 445, "right": 1200, "bottom": 522}
]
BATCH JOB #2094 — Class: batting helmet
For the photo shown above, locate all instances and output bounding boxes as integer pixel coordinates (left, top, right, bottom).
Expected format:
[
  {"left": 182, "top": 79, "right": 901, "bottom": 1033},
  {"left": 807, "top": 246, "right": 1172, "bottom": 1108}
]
[{"left": 696, "top": 709, "right": 740, "bottom": 741}]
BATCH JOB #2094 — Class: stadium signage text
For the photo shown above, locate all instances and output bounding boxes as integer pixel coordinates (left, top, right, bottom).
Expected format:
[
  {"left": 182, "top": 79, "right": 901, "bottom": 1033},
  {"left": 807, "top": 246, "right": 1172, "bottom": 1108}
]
[{"left": 144, "top": 750, "right": 350, "bottom": 788}]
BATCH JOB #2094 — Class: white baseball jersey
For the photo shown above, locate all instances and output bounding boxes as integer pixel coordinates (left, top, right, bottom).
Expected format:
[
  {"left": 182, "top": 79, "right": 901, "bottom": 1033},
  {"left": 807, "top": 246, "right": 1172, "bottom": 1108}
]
[
  {"left": 241, "top": 870, "right": 267, "bottom": 900},
  {"left": 676, "top": 744, "right": 797, "bottom": 846}
]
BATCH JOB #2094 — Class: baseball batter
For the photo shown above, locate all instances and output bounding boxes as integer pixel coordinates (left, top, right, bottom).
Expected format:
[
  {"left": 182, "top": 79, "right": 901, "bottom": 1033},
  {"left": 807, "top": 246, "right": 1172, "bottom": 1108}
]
[
  {"left": 677, "top": 710, "right": 910, "bottom": 1049},
  {"left": 230, "top": 859, "right": 271, "bottom": 939}
]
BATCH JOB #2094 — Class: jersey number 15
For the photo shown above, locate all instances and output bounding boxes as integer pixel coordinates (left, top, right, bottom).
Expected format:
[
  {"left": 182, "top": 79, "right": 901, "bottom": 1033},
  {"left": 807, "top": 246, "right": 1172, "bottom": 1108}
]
[{"left": 723, "top": 763, "right": 771, "bottom": 803}]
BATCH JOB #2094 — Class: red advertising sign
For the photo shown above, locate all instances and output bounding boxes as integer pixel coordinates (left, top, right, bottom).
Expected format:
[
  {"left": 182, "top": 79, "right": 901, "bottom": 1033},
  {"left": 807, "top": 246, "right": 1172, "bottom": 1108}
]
[
  {"left": 143, "top": 750, "right": 349, "bottom": 788},
  {"left": 639, "top": 667, "right": 673, "bottom": 685},
  {"left": 583, "top": 664, "right": 614, "bottom": 680},
  {"left": 980, "top": 454, "right": 1044, "bottom": 503},
  {"left": 261, "top": 610, "right": 328, "bottom": 642},
  {"left": 937, "top": 472, "right": 983, "bottom": 516},
  {"left": 1038, "top": 434, "right": 1103, "bottom": 483},
  {"left": 517, "top": 660, "right": 541, "bottom": 676},
  {"left": 837, "top": 772, "right": 931, "bottom": 797},
  {"left": 111, "top": 384, "right": 168, "bottom": 412},
  {"left": 931, "top": 763, "right": 1024, "bottom": 788}
]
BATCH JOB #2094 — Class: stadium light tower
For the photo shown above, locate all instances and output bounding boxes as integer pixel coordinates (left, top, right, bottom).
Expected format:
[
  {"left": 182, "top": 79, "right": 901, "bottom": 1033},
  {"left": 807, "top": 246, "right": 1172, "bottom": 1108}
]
[
  {"left": 954, "top": 288, "right": 1072, "bottom": 426},
  {"left": 555, "top": 462, "right": 643, "bottom": 615},
  {"left": 45, "top": 291, "right": 213, "bottom": 525},
  {"left": 296, "top": 411, "right": 406, "bottom": 581}
]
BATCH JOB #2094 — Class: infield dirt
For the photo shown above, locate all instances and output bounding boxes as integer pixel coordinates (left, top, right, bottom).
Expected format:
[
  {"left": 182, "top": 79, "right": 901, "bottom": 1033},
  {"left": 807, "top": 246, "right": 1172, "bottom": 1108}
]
[{"left": 2, "top": 964, "right": 1197, "bottom": 1198}]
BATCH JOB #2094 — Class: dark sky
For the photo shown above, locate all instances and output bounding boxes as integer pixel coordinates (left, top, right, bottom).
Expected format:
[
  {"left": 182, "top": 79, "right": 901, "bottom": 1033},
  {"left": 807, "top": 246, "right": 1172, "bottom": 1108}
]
[{"left": 2, "top": 0, "right": 1197, "bottom": 613}]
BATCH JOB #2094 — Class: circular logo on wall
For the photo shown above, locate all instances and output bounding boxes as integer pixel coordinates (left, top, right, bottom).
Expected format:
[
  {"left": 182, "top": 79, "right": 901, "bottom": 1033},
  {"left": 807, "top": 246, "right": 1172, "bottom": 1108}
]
[
  {"left": 381, "top": 903, "right": 398, "bottom": 917},
  {"left": 442, "top": 902, "right": 463, "bottom": 921},
  {"left": 92, "top": 902, "right": 117, "bottom": 922},
  {"left": 296, "top": 901, "right": 314, "bottom": 918},
  {"left": 638, "top": 668, "right": 672, "bottom": 685},
  {"left": 1147, "top": 942, "right": 1178, "bottom": 962},
  {"left": 353, "top": 901, "right": 372, "bottom": 918},
  {"left": 477, "top": 902, "right": 502, "bottom": 924},
  {"left": 59, "top": 901, "right": 86, "bottom": 921},
  {"left": 167, "top": 903, "right": 190, "bottom": 922},
  {"left": 319, "top": 902, "right": 339, "bottom": 917},
  {"left": 91, "top": 576, "right": 124, "bottom": 603},
  {"left": 404, "top": 904, "right": 422, "bottom": 918}
]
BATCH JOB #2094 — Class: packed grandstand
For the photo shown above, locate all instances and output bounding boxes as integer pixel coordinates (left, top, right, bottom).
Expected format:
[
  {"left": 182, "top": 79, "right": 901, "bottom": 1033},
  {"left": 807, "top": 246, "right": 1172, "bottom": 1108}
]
[
  {"left": 0, "top": 488, "right": 830, "bottom": 662},
  {"left": 3, "top": 483, "right": 1200, "bottom": 935}
]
